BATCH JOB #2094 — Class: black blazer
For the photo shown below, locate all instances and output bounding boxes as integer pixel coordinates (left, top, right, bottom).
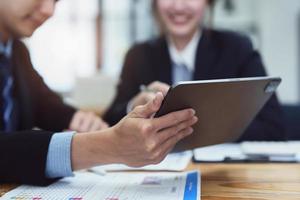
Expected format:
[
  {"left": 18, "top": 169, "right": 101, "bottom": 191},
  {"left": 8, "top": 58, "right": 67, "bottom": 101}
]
[
  {"left": 104, "top": 29, "right": 285, "bottom": 141},
  {"left": 11, "top": 41, "right": 76, "bottom": 131},
  {"left": 0, "top": 40, "right": 76, "bottom": 185}
]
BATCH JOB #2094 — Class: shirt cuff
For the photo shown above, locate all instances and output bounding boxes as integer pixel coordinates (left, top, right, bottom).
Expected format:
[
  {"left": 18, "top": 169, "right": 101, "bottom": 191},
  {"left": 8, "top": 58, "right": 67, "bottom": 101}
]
[{"left": 45, "top": 131, "right": 75, "bottom": 178}]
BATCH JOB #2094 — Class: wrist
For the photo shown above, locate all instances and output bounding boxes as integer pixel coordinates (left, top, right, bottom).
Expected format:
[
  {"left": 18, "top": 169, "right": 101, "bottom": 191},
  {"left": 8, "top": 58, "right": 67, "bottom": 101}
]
[
  {"left": 71, "top": 128, "right": 120, "bottom": 171},
  {"left": 88, "top": 127, "right": 121, "bottom": 165}
]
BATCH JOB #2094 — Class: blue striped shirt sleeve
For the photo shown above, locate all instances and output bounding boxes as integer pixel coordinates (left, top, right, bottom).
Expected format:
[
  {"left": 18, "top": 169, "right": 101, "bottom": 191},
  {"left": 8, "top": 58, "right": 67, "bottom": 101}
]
[{"left": 45, "top": 131, "right": 75, "bottom": 178}]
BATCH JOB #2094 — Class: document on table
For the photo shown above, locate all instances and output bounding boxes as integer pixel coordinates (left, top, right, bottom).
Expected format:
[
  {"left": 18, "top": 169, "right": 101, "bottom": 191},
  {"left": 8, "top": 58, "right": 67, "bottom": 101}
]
[
  {"left": 241, "top": 141, "right": 300, "bottom": 157},
  {"left": 2, "top": 171, "right": 201, "bottom": 200},
  {"left": 193, "top": 142, "right": 300, "bottom": 163},
  {"left": 193, "top": 144, "right": 246, "bottom": 162},
  {"left": 91, "top": 151, "right": 193, "bottom": 172}
]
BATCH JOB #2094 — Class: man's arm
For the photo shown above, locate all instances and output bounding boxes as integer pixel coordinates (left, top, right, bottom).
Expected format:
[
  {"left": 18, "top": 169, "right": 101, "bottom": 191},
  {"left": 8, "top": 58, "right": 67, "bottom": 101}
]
[
  {"left": 0, "top": 131, "right": 58, "bottom": 185},
  {"left": 71, "top": 93, "right": 197, "bottom": 170},
  {"left": 0, "top": 93, "right": 197, "bottom": 185}
]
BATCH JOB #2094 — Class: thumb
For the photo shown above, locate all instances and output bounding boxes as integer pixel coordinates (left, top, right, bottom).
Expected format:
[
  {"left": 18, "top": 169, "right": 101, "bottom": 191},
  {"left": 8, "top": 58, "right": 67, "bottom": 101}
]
[{"left": 132, "top": 92, "right": 164, "bottom": 118}]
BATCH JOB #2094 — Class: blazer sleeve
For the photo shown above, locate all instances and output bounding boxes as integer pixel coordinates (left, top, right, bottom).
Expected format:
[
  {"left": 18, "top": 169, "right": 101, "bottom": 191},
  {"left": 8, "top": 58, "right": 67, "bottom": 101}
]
[
  {"left": 235, "top": 36, "right": 285, "bottom": 141},
  {"left": 103, "top": 45, "right": 145, "bottom": 126},
  {"left": 0, "top": 131, "right": 59, "bottom": 185},
  {"left": 15, "top": 41, "right": 76, "bottom": 132}
]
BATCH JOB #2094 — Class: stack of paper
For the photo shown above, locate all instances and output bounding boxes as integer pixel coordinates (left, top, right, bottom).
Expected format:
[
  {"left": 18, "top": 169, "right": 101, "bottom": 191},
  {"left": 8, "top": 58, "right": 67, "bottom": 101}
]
[
  {"left": 193, "top": 144, "right": 246, "bottom": 162},
  {"left": 2, "top": 171, "right": 201, "bottom": 200},
  {"left": 241, "top": 141, "right": 300, "bottom": 157},
  {"left": 193, "top": 142, "right": 300, "bottom": 163}
]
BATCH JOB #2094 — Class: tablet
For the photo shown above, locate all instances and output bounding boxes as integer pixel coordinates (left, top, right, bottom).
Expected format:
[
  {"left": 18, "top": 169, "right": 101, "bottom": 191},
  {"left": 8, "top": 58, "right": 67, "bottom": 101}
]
[{"left": 154, "top": 77, "right": 281, "bottom": 151}]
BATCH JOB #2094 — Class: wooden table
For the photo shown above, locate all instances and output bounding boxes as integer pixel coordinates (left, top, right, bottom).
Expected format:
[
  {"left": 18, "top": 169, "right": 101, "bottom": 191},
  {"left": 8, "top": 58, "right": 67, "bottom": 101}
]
[
  {"left": 187, "top": 163, "right": 300, "bottom": 200},
  {"left": 0, "top": 184, "right": 16, "bottom": 197},
  {"left": 1, "top": 163, "right": 300, "bottom": 199}
]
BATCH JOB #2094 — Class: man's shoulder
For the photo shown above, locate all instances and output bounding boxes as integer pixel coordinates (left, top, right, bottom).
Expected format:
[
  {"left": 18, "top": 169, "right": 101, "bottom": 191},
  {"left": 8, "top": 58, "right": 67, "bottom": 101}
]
[
  {"left": 13, "top": 40, "right": 28, "bottom": 50},
  {"left": 12, "top": 39, "right": 30, "bottom": 59}
]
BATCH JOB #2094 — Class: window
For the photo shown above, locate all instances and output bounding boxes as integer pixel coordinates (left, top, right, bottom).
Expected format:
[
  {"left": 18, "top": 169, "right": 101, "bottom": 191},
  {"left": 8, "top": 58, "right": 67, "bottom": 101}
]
[
  {"left": 25, "top": 0, "right": 99, "bottom": 93},
  {"left": 101, "top": 0, "right": 155, "bottom": 76}
]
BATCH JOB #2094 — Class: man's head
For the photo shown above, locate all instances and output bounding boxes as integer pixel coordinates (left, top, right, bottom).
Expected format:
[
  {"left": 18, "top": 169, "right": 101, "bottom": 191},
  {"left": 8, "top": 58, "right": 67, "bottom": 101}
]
[{"left": 0, "top": 0, "right": 57, "bottom": 41}]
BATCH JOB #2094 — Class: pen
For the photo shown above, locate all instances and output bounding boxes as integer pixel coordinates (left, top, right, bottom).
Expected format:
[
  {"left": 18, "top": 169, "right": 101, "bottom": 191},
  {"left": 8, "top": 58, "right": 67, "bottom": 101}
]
[
  {"left": 87, "top": 168, "right": 107, "bottom": 176},
  {"left": 139, "top": 84, "right": 157, "bottom": 93}
]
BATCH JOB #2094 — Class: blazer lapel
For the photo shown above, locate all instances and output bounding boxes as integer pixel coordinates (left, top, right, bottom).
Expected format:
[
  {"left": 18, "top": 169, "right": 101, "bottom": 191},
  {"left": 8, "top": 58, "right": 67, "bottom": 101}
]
[
  {"left": 194, "top": 29, "right": 218, "bottom": 80},
  {"left": 152, "top": 31, "right": 219, "bottom": 84},
  {"left": 153, "top": 37, "right": 173, "bottom": 85}
]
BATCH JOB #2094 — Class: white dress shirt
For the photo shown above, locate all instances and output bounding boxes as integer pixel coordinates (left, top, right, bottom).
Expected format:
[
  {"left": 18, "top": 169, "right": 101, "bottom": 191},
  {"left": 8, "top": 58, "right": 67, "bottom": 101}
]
[{"left": 168, "top": 30, "right": 202, "bottom": 84}]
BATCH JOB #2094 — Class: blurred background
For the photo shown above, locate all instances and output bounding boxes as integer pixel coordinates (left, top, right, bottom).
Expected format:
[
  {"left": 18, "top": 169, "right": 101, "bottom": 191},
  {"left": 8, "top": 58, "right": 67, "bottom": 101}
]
[{"left": 24, "top": 0, "right": 300, "bottom": 113}]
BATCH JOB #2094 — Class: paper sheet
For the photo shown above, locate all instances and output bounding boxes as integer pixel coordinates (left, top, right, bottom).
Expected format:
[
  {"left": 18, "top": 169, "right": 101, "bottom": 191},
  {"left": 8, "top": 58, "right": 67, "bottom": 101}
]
[
  {"left": 91, "top": 151, "right": 193, "bottom": 172},
  {"left": 193, "top": 142, "right": 300, "bottom": 162},
  {"left": 2, "top": 171, "right": 201, "bottom": 200},
  {"left": 241, "top": 141, "right": 300, "bottom": 156},
  {"left": 193, "top": 144, "right": 246, "bottom": 162}
]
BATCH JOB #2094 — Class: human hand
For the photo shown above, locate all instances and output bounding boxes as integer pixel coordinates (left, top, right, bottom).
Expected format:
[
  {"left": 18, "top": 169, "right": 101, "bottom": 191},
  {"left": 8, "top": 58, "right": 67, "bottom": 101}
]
[
  {"left": 109, "top": 92, "right": 198, "bottom": 167},
  {"left": 69, "top": 110, "right": 109, "bottom": 132},
  {"left": 130, "top": 81, "right": 170, "bottom": 111}
]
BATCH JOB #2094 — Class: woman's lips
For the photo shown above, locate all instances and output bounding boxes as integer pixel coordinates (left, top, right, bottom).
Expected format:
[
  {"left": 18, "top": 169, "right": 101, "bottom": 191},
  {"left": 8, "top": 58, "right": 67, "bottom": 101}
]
[{"left": 168, "top": 14, "right": 192, "bottom": 25}]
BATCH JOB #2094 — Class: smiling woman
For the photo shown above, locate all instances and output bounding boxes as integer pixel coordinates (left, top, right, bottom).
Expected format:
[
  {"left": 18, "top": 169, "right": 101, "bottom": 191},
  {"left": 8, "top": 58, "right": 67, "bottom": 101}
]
[
  {"left": 152, "top": 0, "right": 215, "bottom": 35},
  {"left": 151, "top": 0, "right": 215, "bottom": 51},
  {"left": 103, "top": 0, "right": 285, "bottom": 142}
]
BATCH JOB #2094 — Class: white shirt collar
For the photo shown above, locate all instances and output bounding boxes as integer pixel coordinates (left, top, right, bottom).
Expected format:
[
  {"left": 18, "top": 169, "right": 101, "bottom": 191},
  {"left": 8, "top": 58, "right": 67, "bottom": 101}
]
[{"left": 168, "top": 30, "right": 201, "bottom": 72}]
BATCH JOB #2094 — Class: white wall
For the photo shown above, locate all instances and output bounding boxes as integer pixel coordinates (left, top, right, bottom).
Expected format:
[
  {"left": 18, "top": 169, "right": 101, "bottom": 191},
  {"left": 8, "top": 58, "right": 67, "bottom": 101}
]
[
  {"left": 213, "top": 0, "right": 300, "bottom": 104},
  {"left": 256, "top": 0, "right": 300, "bottom": 104},
  {"left": 26, "top": 0, "right": 99, "bottom": 92},
  {"left": 102, "top": 0, "right": 132, "bottom": 77}
]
